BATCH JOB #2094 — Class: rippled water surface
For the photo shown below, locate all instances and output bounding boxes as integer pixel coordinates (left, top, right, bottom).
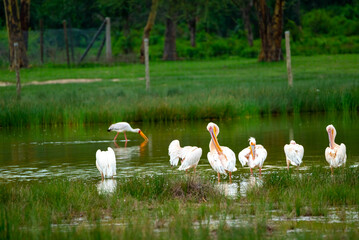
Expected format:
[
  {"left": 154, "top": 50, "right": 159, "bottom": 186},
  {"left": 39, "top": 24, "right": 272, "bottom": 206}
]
[{"left": 1, "top": 114, "right": 358, "bottom": 183}]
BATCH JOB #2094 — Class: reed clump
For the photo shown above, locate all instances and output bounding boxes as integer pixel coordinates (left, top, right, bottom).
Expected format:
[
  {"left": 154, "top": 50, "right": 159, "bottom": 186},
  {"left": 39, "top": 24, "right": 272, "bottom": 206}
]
[
  {"left": 1, "top": 168, "right": 359, "bottom": 239},
  {"left": 246, "top": 167, "right": 359, "bottom": 216}
]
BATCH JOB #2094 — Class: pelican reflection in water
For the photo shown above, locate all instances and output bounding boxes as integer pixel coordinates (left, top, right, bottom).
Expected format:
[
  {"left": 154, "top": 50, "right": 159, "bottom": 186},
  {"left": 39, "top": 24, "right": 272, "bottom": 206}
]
[
  {"left": 239, "top": 176, "right": 262, "bottom": 197},
  {"left": 215, "top": 182, "right": 239, "bottom": 199},
  {"left": 97, "top": 179, "right": 117, "bottom": 194},
  {"left": 113, "top": 140, "right": 148, "bottom": 160}
]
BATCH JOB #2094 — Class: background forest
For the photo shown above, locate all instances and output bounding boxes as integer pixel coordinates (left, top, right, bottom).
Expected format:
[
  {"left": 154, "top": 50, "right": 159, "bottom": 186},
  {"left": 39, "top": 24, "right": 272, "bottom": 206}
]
[{"left": 1, "top": 0, "right": 359, "bottom": 66}]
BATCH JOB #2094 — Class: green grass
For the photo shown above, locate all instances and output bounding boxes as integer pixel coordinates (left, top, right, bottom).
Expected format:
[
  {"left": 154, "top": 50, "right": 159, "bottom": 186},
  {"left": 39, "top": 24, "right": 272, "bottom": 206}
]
[
  {"left": 1, "top": 168, "right": 359, "bottom": 239},
  {"left": 0, "top": 54, "right": 358, "bottom": 127}
]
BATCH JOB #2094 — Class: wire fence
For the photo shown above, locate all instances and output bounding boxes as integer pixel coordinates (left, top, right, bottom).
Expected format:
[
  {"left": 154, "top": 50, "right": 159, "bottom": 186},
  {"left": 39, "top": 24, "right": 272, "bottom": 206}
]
[{"left": 0, "top": 28, "right": 109, "bottom": 66}]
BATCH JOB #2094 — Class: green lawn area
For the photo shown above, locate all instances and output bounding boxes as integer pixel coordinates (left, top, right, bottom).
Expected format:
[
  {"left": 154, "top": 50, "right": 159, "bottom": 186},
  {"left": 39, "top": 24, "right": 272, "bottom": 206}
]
[{"left": 0, "top": 54, "right": 358, "bottom": 127}]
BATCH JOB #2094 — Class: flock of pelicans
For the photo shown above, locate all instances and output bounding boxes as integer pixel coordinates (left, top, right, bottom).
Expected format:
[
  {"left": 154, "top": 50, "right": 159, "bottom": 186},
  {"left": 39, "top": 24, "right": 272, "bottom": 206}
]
[{"left": 96, "top": 122, "right": 347, "bottom": 182}]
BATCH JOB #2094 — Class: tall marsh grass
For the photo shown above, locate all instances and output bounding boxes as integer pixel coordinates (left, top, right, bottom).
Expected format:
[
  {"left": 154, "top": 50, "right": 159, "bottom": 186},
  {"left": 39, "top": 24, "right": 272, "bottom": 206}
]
[
  {"left": 1, "top": 168, "right": 359, "bottom": 239},
  {"left": 247, "top": 167, "right": 359, "bottom": 217},
  {"left": 0, "top": 55, "right": 358, "bottom": 127}
]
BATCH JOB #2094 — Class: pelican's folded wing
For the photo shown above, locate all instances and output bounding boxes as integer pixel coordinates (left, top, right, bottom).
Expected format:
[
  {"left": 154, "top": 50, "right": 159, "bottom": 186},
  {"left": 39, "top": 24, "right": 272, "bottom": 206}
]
[
  {"left": 107, "top": 147, "right": 116, "bottom": 176},
  {"left": 256, "top": 145, "right": 267, "bottom": 168},
  {"left": 336, "top": 143, "right": 347, "bottom": 167},
  {"left": 168, "top": 140, "right": 181, "bottom": 166},
  {"left": 178, "top": 147, "right": 202, "bottom": 171},
  {"left": 207, "top": 152, "right": 226, "bottom": 175},
  {"left": 238, "top": 148, "right": 250, "bottom": 167}
]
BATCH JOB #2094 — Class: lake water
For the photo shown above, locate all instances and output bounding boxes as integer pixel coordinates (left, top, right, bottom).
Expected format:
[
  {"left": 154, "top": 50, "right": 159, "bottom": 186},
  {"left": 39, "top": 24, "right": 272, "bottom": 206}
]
[{"left": 0, "top": 113, "right": 358, "bottom": 184}]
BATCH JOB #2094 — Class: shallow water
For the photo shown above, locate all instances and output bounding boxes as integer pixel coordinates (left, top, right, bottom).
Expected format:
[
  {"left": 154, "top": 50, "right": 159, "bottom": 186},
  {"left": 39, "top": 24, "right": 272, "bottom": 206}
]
[{"left": 0, "top": 113, "right": 358, "bottom": 183}]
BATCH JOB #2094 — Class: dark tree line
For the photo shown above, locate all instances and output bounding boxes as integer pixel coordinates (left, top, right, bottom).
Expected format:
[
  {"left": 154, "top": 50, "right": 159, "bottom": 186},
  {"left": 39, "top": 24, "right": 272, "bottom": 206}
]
[{"left": 2, "top": 0, "right": 357, "bottom": 68}]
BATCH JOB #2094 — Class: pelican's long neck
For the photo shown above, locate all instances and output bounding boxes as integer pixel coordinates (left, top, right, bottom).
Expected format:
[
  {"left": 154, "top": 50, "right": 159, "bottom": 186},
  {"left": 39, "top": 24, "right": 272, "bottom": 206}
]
[
  {"left": 250, "top": 144, "right": 256, "bottom": 160},
  {"left": 328, "top": 129, "right": 337, "bottom": 149},
  {"left": 209, "top": 139, "right": 218, "bottom": 152},
  {"left": 131, "top": 128, "right": 140, "bottom": 133},
  {"left": 209, "top": 128, "right": 223, "bottom": 154}
]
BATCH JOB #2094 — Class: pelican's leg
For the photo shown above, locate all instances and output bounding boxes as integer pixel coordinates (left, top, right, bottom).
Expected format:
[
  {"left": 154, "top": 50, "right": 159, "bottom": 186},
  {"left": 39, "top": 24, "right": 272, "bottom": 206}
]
[
  {"left": 124, "top": 132, "right": 128, "bottom": 142},
  {"left": 101, "top": 173, "right": 104, "bottom": 181},
  {"left": 229, "top": 172, "right": 232, "bottom": 183},
  {"left": 217, "top": 172, "right": 221, "bottom": 182},
  {"left": 259, "top": 168, "right": 262, "bottom": 176},
  {"left": 250, "top": 168, "right": 253, "bottom": 176},
  {"left": 114, "top": 132, "right": 120, "bottom": 141},
  {"left": 331, "top": 167, "right": 334, "bottom": 175},
  {"left": 287, "top": 161, "right": 290, "bottom": 171}
]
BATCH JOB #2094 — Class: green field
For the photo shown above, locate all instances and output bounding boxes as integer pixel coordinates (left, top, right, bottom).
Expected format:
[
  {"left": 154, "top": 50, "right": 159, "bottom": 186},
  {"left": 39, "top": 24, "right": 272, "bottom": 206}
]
[
  {"left": 1, "top": 168, "right": 358, "bottom": 239},
  {"left": 0, "top": 54, "right": 358, "bottom": 127}
]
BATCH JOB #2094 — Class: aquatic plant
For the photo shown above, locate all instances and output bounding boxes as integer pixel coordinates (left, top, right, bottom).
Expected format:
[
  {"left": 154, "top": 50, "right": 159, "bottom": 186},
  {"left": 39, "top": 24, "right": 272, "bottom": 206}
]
[{"left": 1, "top": 168, "right": 359, "bottom": 239}]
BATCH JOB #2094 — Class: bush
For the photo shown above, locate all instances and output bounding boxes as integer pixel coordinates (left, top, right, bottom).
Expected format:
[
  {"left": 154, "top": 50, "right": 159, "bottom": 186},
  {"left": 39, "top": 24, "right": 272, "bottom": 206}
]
[{"left": 302, "top": 9, "right": 333, "bottom": 35}]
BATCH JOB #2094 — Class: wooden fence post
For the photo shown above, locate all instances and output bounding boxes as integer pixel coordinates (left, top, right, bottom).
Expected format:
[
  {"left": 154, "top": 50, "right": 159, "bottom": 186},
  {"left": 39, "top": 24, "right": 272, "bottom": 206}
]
[
  {"left": 14, "top": 42, "right": 21, "bottom": 100},
  {"left": 285, "top": 31, "right": 293, "bottom": 87},
  {"left": 144, "top": 38, "right": 150, "bottom": 90},
  {"left": 68, "top": 19, "right": 75, "bottom": 63},
  {"left": 40, "top": 19, "right": 44, "bottom": 64},
  {"left": 105, "top": 17, "right": 112, "bottom": 62},
  {"left": 79, "top": 19, "right": 106, "bottom": 63},
  {"left": 63, "top": 20, "right": 70, "bottom": 67}
]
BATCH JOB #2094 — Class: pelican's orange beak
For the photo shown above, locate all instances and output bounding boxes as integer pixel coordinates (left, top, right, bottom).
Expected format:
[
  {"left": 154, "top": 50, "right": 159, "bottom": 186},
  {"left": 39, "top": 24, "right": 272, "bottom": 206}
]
[
  {"left": 139, "top": 130, "right": 149, "bottom": 141},
  {"left": 209, "top": 127, "right": 223, "bottom": 154}
]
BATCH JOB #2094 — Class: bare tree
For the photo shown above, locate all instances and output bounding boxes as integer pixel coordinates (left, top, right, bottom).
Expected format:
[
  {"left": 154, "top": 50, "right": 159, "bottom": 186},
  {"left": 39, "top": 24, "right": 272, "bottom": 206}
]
[
  {"left": 182, "top": 0, "right": 204, "bottom": 48},
  {"left": 232, "top": 0, "right": 254, "bottom": 47},
  {"left": 163, "top": 0, "right": 178, "bottom": 61},
  {"left": 140, "top": 0, "right": 159, "bottom": 63},
  {"left": 20, "top": 0, "right": 30, "bottom": 50},
  {"left": 3, "top": 0, "right": 29, "bottom": 68},
  {"left": 254, "top": 0, "right": 285, "bottom": 61}
]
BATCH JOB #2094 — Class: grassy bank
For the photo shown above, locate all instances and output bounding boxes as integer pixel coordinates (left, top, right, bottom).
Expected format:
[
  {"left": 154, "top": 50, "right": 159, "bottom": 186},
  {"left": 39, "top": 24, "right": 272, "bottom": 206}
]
[
  {"left": 1, "top": 167, "right": 359, "bottom": 239},
  {"left": 0, "top": 54, "right": 358, "bottom": 127}
]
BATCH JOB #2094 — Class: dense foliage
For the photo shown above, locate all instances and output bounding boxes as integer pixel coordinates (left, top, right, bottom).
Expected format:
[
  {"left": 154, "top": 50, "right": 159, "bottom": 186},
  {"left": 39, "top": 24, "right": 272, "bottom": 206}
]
[{"left": 1, "top": 0, "right": 359, "bottom": 62}]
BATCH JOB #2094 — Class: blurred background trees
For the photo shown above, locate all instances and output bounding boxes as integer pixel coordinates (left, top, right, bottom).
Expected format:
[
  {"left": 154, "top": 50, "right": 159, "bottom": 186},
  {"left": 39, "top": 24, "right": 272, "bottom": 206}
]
[{"left": 1, "top": 0, "right": 358, "bottom": 66}]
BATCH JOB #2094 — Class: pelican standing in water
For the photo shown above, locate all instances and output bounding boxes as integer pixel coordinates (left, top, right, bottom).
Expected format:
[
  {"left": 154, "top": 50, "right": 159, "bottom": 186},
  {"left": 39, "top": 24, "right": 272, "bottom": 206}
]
[
  {"left": 168, "top": 140, "right": 202, "bottom": 173},
  {"left": 284, "top": 140, "right": 304, "bottom": 171},
  {"left": 108, "top": 122, "right": 148, "bottom": 142},
  {"left": 325, "top": 124, "right": 346, "bottom": 174},
  {"left": 96, "top": 147, "right": 116, "bottom": 181},
  {"left": 238, "top": 137, "right": 267, "bottom": 176},
  {"left": 206, "top": 122, "right": 237, "bottom": 182}
]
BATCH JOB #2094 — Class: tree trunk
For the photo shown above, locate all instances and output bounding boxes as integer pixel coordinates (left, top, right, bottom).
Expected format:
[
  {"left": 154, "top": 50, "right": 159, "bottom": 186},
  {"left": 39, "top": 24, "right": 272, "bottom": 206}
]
[
  {"left": 20, "top": 0, "right": 30, "bottom": 50},
  {"left": 163, "top": 14, "right": 177, "bottom": 61},
  {"left": 140, "top": 0, "right": 159, "bottom": 63},
  {"left": 241, "top": 1, "right": 253, "bottom": 47},
  {"left": 255, "top": 0, "right": 285, "bottom": 62},
  {"left": 188, "top": 17, "right": 196, "bottom": 47},
  {"left": 232, "top": 0, "right": 254, "bottom": 47},
  {"left": 3, "top": 0, "right": 29, "bottom": 68}
]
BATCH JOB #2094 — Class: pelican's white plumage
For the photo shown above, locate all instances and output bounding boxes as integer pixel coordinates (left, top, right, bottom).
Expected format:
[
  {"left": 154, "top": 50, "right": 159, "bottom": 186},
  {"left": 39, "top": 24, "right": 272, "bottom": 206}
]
[
  {"left": 325, "top": 124, "right": 347, "bottom": 174},
  {"left": 284, "top": 140, "right": 304, "bottom": 170},
  {"left": 207, "top": 122, "right": 237, "bottom": 182},
  {"left": 96, "top": 147, "right": 116, "bottom": 180},
  {"left": 238, "top": 137, "right": 267, "bottom": 175},
  {"left": 168, "top": 140, "right": 202, "bottom": 172},
  {"left": 108, "top": 122, "right": 148, "bottom": 142}
]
